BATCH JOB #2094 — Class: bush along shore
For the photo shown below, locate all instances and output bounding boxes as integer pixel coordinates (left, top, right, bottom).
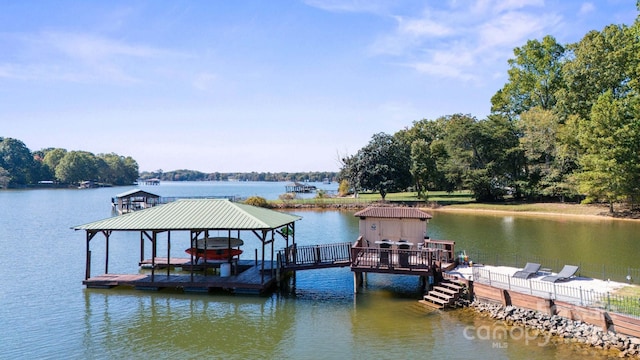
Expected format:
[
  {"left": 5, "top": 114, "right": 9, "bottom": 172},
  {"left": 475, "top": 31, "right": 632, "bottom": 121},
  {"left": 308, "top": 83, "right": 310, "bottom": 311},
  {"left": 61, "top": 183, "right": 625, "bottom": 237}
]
[{"left": 471, "top": 301, "right": 640, "bottom": 357}]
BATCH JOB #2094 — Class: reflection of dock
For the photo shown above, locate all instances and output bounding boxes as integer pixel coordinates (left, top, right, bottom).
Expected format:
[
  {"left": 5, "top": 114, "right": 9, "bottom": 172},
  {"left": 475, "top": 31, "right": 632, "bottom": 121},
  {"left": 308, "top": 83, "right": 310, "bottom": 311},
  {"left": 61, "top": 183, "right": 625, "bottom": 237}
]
[{"left": 84, "top": 260, "right": 278, "bottom": 294}]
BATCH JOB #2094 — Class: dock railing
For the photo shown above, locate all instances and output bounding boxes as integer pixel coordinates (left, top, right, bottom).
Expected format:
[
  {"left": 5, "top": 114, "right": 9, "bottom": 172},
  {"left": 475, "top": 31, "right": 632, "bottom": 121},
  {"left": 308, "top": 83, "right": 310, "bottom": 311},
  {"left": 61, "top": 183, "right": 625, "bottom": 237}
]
[
  {"left": 472, "top": 267, "right": 640, "bottom": 318},
  {"left": 465, "top": 250, "right": 640, "bottom": 284},
  {"left": 281, "top": 242, "right": 352, "bottom": 269}
]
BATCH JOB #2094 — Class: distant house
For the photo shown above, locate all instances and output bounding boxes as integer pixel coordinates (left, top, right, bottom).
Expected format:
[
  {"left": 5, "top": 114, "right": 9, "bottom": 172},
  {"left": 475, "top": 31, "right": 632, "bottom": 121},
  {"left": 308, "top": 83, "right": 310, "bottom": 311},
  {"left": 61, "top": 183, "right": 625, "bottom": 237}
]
[{"left": 112, "top": 189, "right": 161, "bottom": 214}]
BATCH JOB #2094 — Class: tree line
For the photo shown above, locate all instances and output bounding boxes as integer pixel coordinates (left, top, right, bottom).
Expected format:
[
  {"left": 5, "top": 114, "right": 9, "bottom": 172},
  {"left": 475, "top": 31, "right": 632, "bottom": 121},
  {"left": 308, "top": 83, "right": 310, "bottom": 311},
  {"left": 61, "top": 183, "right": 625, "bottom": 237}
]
[
  {"left": 0, "top": 137, "right": 139, "bottom": 188},
  {"left": 140, "top": 169, "right": 337, "bottom": 183},
  {"left": 340, "top": 10, "right": 640, "bottom": 212},
  {"left": 0, "top": 135, "right": 337, "bottom": 189}
]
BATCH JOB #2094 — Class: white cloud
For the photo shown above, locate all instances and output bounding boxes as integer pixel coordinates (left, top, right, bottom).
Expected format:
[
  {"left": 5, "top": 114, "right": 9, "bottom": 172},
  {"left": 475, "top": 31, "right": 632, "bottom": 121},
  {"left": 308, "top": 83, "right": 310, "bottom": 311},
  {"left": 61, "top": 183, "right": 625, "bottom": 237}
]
[
  {"left": 193, "top": 72, "right": 218, "bottom": 91},
  {"left": 2, "top": 31, "right": 177, "bottom": 84},
  {"left": 303, "top": 0, "right": 392, "bottom": 14},
  {"left": 478, "top": 11, "right": 557, "bottom": 49},
  {"left": 579, "top": 2, "right": 596, "bottom": 16},
  {"left": 490, "top": 0, "right": 545, "bottom": 13},
  {"left": 42, "top": 32, "right": 162, "bottom": 60},
  {"left": 396, "top": 16, "right": 453, "bottom": 37},
  {"left": 364, "top": 1, "right": 563, "bottom": 81}
]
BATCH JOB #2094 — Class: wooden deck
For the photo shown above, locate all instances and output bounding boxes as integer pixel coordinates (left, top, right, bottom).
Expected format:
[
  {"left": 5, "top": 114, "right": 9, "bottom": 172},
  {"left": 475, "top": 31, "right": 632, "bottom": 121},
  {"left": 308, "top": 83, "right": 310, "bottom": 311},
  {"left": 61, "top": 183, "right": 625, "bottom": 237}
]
[
  {"left": 139, "top": 257, "right": 192, "bottom": 268},
  {"left": 84, "top": 260, "right": 279, "bottom": 294},
  {"left": 279, "top": 242, "right": 448, "bottom": 275}
]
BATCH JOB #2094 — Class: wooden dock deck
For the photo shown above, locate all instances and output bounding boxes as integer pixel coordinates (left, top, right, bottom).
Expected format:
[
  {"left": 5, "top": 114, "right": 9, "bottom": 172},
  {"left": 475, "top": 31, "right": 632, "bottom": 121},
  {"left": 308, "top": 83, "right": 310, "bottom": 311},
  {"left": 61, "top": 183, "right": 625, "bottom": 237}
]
[
  {"left": 84, "top": 260, "right": 279, "bottom": 294},
  {"left": 138, "top": 257, "right": 192, "bottom": 268}
]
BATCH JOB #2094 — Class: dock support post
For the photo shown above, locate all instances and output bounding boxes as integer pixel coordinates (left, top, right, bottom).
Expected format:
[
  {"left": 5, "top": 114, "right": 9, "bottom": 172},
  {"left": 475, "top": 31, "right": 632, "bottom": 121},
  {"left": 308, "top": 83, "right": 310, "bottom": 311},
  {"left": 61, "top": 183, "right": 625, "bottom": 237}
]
[
  {"left": 353, "top": 271, "right": 364, "bottom": 293},
  {"left": 276, "top": 255, "right": 281, "bottom": 288}
]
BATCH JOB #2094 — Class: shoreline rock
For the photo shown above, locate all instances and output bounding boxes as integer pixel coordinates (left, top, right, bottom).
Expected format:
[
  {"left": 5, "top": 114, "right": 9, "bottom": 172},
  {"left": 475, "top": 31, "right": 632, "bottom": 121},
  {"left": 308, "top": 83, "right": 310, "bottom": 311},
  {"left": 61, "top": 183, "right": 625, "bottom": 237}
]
[{"left": 471, "top": 300, "right": 640, "bottom": 357}]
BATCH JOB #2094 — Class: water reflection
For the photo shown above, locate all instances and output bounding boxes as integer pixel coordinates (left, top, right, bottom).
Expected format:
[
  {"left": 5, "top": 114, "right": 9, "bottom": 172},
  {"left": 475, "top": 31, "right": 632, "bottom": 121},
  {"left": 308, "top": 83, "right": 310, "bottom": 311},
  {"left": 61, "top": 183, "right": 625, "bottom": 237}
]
[{"left": 83, "top": 289, "right": 294, "bottom": 358}]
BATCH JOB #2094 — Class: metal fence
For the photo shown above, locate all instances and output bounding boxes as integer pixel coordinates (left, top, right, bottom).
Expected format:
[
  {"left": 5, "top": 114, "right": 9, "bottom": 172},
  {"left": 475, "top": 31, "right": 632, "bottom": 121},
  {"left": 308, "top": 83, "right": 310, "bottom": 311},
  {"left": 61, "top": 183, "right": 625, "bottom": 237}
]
[
  {"left": 465, "top": 250, "right": 640, "bottom": 284},
  {"left": 472, "top": 267, "right": 640, "bottom": 318}
]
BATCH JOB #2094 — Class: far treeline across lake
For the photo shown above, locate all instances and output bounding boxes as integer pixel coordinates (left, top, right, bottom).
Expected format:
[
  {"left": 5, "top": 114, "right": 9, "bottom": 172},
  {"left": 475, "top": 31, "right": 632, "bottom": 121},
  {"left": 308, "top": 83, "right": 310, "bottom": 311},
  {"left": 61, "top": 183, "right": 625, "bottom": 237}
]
[{"left": 3, "top": 8, "right": 640, "bottom": 214}]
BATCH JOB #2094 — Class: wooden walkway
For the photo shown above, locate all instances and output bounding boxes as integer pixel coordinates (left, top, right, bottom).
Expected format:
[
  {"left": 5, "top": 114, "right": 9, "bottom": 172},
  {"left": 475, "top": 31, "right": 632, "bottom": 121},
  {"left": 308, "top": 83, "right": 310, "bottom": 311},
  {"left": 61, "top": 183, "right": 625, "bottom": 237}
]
[
  {"left": 84, "top": 260, "right": 279, "bottom": 294},
  {"left": 279, "top": 242, "right": 441, "bottom": 275}
]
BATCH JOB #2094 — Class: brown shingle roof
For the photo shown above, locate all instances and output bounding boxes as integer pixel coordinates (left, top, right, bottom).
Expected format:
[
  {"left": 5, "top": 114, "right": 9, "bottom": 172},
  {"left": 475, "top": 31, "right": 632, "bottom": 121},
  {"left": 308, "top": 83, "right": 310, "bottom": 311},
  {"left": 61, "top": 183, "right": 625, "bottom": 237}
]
[{"left": 353, "top": 206, "right": 432, "bottom": 219}]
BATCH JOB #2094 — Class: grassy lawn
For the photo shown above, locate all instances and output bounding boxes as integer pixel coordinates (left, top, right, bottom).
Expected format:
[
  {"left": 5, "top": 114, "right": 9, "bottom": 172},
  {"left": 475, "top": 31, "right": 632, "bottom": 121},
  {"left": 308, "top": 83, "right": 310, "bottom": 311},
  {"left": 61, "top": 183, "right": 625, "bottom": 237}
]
[
  {"left": 269, "top": 190, "right": 612, "bottom": 217},
  {"left": 353, "top": 190, "right": 475, "bottom": 204},
  {"left": 442, "top": 202, "right": 609, "bottom": 216}
]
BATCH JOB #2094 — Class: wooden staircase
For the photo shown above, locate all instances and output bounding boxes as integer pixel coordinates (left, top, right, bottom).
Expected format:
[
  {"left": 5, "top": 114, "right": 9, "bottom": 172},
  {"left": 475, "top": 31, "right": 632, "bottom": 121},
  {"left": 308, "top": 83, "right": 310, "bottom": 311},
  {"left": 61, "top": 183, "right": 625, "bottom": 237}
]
[{"left": 419, "top": 280, "right": 465, "bottom": 309}]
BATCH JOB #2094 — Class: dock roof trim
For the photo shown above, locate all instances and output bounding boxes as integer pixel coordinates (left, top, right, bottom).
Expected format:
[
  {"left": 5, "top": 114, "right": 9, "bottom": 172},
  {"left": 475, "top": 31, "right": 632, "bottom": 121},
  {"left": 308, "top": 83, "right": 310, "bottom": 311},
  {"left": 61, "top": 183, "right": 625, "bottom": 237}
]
[
  {"left": 353, "top": 206, "right": 432, "bottom": 220},
  {"left": 115, "top": 189, "right": 160, "bottom": 198},
  {"left": 73, "top": 199, "right": 301, "bottom": 231}
]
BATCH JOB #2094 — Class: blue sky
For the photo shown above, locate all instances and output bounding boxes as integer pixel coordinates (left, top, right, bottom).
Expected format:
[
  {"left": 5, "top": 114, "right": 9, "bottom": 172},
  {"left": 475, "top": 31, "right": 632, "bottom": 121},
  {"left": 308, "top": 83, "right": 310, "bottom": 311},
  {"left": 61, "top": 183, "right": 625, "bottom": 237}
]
[{"left": 1, "top": 1, "right": 636, "bottom": 173}]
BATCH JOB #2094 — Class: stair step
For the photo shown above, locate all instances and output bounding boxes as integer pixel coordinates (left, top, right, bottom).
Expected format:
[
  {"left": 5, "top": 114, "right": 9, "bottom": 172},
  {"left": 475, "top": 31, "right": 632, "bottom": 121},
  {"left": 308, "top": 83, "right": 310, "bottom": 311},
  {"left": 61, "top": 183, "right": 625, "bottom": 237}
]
[
  {"left": 433, "top": 286, "right": 458, "bottom": 295},
  {"left": 440, "top": 282, "right": 462, "bottom": 291},
  {"left": 419, "top": 299, "right": 444, "bottom": 309},
  {"left": 428, "top": 291, "right": 454, "bottom": 300},
  {"left": 423, "top": 295, "right": 450, "bottom": 305},
  {"left": 449, "top": 278, "right": 467, "bottom": 286}
]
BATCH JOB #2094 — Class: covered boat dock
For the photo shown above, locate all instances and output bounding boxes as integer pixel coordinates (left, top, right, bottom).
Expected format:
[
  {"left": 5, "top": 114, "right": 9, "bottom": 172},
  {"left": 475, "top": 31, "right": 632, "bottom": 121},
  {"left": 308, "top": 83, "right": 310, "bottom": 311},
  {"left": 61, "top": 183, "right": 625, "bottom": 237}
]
[
  {"left": 73, "top": 198, "right": 301, "bottom": 294},
  {"left": 111, "top": 189, "right": 161, "bottom": 214}
]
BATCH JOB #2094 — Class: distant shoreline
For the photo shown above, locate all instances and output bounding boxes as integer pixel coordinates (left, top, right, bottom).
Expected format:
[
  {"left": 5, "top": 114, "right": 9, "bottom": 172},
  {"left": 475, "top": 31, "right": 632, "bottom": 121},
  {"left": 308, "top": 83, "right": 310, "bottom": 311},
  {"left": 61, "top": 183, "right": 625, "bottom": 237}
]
[{"left": 273, "top": 200, "right": 640, "bottom": 221}]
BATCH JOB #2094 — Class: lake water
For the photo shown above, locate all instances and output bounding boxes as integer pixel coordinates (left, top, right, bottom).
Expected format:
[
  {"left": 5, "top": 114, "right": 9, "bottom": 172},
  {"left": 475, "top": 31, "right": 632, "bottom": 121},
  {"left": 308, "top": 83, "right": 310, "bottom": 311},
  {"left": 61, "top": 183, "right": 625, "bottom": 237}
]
[{"left": 1, "top": 181, "right": 636, "bottom": 359}]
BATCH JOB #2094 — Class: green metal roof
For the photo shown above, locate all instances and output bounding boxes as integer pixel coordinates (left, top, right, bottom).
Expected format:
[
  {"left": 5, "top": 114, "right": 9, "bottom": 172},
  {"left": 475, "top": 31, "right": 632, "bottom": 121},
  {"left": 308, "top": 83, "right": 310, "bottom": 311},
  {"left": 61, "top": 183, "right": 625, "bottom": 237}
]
[{"left": 73, "top": 199, "right": 301, "bottom": 231}]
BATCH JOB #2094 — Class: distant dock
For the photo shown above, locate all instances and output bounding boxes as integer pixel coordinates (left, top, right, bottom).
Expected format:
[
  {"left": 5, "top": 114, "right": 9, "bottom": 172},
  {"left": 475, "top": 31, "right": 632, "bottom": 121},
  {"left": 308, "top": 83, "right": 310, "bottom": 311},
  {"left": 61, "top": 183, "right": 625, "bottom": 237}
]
[{"left": 285, "top": 182, "right": 317, "bottom": 193}]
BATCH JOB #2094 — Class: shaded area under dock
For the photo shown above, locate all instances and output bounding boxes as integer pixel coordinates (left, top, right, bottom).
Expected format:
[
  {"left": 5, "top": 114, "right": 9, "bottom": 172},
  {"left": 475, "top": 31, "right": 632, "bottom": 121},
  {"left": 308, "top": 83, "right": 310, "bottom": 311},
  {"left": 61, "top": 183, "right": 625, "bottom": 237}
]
[{"left": 84, "top": 260, "right": 279, "bottom": 294}]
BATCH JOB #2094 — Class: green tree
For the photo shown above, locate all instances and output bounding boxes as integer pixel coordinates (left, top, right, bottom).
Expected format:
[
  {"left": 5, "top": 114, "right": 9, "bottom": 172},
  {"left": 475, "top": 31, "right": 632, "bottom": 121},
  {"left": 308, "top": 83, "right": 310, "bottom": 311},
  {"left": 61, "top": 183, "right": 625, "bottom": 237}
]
[
  {"left": 576, "top": 91, "right": 640, "bottom": 212},
  {"left": 439, "top": 114, "right": 479, "bottom": 192},
  {"left": 245, "top": 196, "right": 270, "bottom": 208},
  {"left": 343, "top": 133, "right": 412, "bottom": 200},
  {"left": 98, "top": 153, "right": 139, "bottom": 185},
  {"left": 0, "top": 167, "right": 9, "bottom": 188},
  {"left": 409, "top": 139, "right": 432, "bottom": 198},
  {"left": 437, "top": 114, "right": 521, "bottom": 201},
  {"left": 42, "top": 148, "right": 67, "bottom": 178},
  {"left": 556, "top": 25, "right": 633, "bottom": 121},
  {"left": 471, "top": 115, "right": 522, "bottom": 201},
  {"left": 517, "top": 107, "right": 573, "bottom": 200},
  {"left": 337, "top": 179, "right": 350, "bottom": 197},
  {"left": 55, "top": 151, "right": 98, "bottom": 185},
  {"left": 338, "top": 153, "right": 363, "bottom": 197},
  {"left": 0, "top": 137, "right": 36, "bottom": 186},
  {"left": 398, "top": 118, "right": 451, "bottom": 196},
  {"left": 491, "top": 35, "right": 565, "bottom": 118}
]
